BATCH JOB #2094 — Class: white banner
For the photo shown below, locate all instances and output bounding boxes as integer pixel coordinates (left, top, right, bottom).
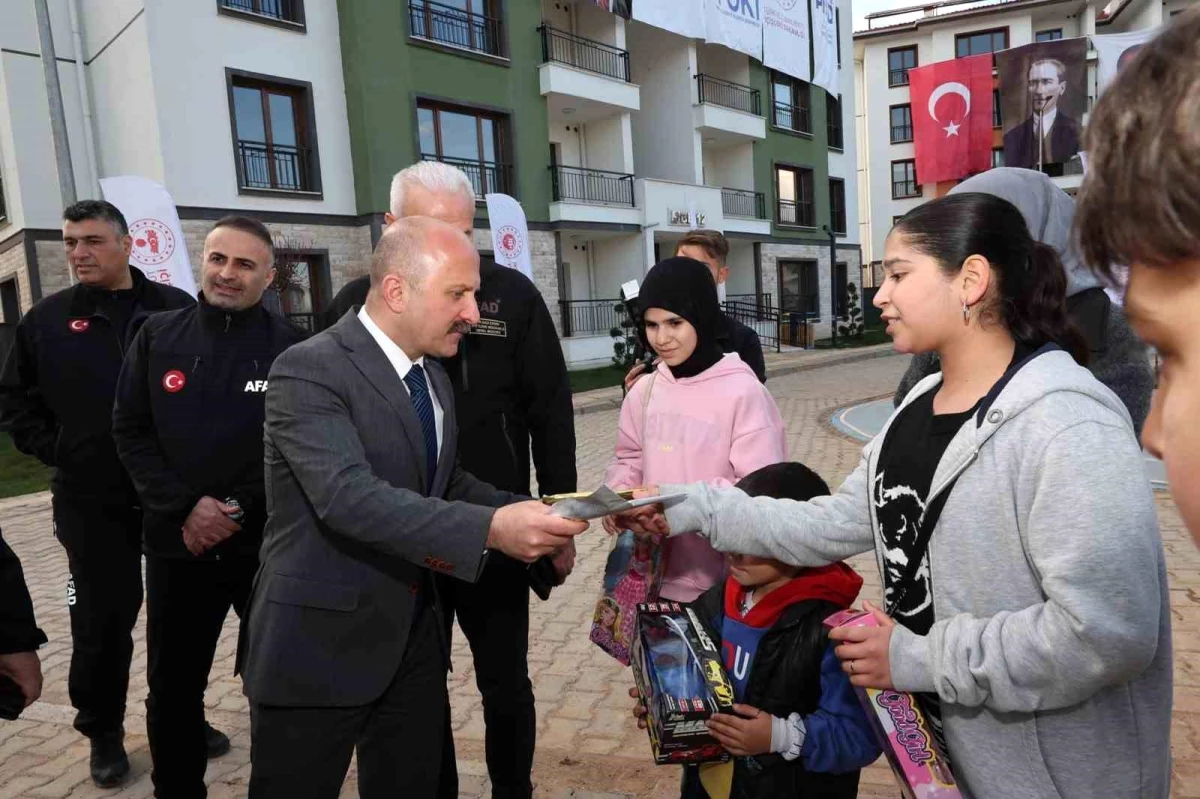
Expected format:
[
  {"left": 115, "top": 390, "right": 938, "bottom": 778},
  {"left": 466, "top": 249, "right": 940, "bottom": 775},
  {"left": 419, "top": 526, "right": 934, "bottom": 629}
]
[
  {"left": 632, "top": 0, "right": 705, "bottom": 39},
  {"left": 810, "top": 0, "right": 839, "bottom": 97},
  {"left": 99, "top": 176, "right": 197, "bottom": 297},
  {"left": 1093, "top": 26, "right": 1160, "bottom": 95},
  {"left": 764, "top": 0, "right": 811, "bottom": 82},
  {"left": 485, "top": 193, "right": 533, "bottom": 281},
  {"left": 704, "top": 0, "right": 764, "bottom": 60}
]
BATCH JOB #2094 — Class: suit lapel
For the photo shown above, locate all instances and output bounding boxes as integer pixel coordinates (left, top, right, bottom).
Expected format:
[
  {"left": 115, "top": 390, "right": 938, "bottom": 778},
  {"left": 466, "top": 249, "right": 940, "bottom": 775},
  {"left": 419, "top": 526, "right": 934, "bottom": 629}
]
[{"left": 333, "top": 313, "right": 431, "bottom": 489}]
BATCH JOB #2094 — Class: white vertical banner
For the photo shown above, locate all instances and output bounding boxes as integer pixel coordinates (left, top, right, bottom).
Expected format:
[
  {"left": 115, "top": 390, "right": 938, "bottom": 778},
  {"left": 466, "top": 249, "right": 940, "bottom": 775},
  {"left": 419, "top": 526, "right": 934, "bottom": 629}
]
[
  {"left": 1092, "top": 27, "right": 1160, "bottom": 95},
  {"left": 704, "top": 0, "right": 764, "bottom": 60},
  {"left": 485, "top": 193, "right": 534, "bottom": 281},
  {"left": 810, "top": 0, "right": 839, "bottom": 97},
  {"left": 632, "top": 0, "right": 706, "bottom": 38},
  {"left": 99, "top": 176, "right": 197, "bottom": 297},
  {"left": 763, "top": 0, "right": 812, "bottom": 82}
]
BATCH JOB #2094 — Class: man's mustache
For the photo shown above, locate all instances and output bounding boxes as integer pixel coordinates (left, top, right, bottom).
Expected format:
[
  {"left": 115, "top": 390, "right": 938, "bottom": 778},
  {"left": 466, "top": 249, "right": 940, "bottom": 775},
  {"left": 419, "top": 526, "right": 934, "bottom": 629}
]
[{"left": 449, "top": 321, "right": 473, "bottom": 335}]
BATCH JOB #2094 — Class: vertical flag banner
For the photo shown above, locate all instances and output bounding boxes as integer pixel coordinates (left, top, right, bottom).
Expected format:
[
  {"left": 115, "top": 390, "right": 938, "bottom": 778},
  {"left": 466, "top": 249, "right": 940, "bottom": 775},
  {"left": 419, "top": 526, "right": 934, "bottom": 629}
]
[
  {"left": 592, "top": 0, "right": 631, "bottom": 20},
  {"left": 997, "top": 37, "right": 1087, "bottom": 170},
  {"left": 810, "top": 0, "right": 839, "bottom": 96},
  {"left": 633, "top": 0, "right": 705, "bottom": 38},
  {"left": 763, "top": 0, "right": 811, "bottom": 82},
  {"left": 704, "top": 0, "right": 764, "bottom": 60},
  {"left": 1093, "top": 27, "right": 1160, "bottom": 95},
  {"left": 485, "top": 193, "right": 534, "bottom": 282},
  {"left": 99, "top": 176, "right": 197, "bottom": 297},
  {"left": 907, "top": 54, "right": 994, "bottom": 184}
]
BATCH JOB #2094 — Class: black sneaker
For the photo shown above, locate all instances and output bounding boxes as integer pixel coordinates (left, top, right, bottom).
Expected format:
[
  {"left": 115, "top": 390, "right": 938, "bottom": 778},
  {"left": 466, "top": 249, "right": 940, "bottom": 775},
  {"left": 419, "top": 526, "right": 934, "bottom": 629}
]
[
  {"left": 204, "top": 721, "right": 231, "bottom": 759},
  {"left": 89, "top": 732, "right": 130, "bottom": 789}
]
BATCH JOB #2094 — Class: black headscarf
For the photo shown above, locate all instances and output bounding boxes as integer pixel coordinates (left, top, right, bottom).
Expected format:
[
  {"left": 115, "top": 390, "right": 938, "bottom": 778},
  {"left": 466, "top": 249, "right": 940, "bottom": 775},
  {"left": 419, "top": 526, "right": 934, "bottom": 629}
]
[{"left": 637, "top": 257, "right": 726, "bottom": 379}]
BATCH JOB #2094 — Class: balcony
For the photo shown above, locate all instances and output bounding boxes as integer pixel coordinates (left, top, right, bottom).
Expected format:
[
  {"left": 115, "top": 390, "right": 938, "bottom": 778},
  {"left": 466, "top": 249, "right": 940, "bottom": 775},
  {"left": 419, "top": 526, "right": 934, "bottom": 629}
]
[
  {"left": 772, "top": 101, "right": 811, "bottom": 135},
  {"left": 421, "top": 154, "right": 512, "bottom": 199},
  {"left": 218, "top": 0, "right": 304, "bottom": 27},
  {"left": 693, "top": 74, "right": 766, "bottom": 145},
  {"left": 538, "top": 26, "right": 639, "bottom": 121},
  {"left": 409, "top": 0, "right": 504, "bottom": 59},
  {"left": 549, "top": 165, "right": 641, "bottom": 226},
  {"left": 559, "top": 297, "right": 625, "bottom": 338},
  {"left": 721, "top": 187, "right": 770, "bottom": 236},
  {"left": 236, "top": 140, "right": 316, "bottom": 194},
  {"left": 777, "top": 198, "right": 815, "bottom": 228}
]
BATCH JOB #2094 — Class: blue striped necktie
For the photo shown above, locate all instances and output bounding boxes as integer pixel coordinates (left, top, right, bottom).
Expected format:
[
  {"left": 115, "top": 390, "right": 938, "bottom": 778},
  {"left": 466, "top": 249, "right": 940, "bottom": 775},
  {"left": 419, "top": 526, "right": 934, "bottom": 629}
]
[{"left": 403, "top": 362, "right": 438, "bottom": 491}]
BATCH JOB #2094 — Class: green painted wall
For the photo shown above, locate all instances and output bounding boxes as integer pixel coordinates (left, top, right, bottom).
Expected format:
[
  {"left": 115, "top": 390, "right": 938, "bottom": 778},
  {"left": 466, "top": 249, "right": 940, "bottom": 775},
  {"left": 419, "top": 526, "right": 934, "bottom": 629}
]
[
  {"left": 336, "top": 0, "right": 551, "bottom": 219},
  {"left": 749, "top": 63, "right": 834, "bottom": 242}
]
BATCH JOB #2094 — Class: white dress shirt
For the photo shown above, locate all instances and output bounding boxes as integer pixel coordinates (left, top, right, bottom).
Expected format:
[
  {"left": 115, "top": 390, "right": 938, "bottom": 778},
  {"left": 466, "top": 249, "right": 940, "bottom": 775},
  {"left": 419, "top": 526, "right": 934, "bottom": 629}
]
[
  {"left": 358, "top": 306, "right": 444, "bottom": 455},
  {"left": 1034, "top": 107, "right": 1058, "bottom": 141}
]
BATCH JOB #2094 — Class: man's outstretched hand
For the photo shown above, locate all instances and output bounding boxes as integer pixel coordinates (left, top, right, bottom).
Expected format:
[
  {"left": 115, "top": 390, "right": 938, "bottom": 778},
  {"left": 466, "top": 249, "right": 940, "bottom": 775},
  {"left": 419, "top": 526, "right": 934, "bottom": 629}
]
[{"left": 487, "top": 500, "right": 589, "bottom": 563}]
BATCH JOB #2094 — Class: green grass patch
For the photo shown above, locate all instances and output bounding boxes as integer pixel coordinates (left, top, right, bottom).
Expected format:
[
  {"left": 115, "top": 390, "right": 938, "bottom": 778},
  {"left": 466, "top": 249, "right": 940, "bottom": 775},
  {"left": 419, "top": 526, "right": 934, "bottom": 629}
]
[
  {"left": 0, "top": 436, "right": 52, "bottom": 498},
  {"left": 568, "top": 364, "right": 627, "bottom": 394},
  {"left": 814, "top": 328, "right": 893, "bottom": 349}
]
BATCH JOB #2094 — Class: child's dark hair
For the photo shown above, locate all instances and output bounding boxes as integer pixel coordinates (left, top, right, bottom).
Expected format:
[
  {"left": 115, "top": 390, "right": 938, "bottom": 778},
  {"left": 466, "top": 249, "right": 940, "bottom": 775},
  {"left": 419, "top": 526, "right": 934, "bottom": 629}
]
[
  {"left": 893, "top": 193, "right": 1089, "bottom": 366},
  {"left": 736, "top": 462, "right": 831, "bottom": 502},
  {"left": 1075, "top": 7, "right": 1200, "bottom": 278}
]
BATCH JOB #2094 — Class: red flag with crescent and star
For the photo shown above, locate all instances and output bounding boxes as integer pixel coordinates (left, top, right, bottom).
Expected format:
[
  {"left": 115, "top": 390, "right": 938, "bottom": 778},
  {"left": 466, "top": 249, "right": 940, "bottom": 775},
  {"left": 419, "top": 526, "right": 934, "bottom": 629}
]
[{"left": 907, "top": 54, "right": 994, "bottom": 184}]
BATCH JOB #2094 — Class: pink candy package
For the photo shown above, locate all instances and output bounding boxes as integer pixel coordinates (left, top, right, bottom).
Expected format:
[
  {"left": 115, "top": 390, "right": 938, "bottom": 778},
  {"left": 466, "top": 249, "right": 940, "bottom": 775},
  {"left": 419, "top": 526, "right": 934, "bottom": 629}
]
[{"left": 823, "top": 609, "right": 962, "bottom": 799}]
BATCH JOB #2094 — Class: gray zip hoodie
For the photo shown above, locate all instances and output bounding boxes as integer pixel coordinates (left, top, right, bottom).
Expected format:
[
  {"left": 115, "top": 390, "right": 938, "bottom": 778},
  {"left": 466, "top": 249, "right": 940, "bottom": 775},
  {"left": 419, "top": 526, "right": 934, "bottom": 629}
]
[{"left": 663, "top": 348, "right": 1172, "bottom": 799}]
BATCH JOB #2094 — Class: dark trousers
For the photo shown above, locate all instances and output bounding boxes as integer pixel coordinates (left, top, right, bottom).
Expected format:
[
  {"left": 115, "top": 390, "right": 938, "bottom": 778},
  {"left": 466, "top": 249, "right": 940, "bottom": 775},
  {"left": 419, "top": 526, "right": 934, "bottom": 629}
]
[
  {"left": 248, "top": 600, "right": 448, "bottom": 799},
  {"left": 145, "top": 554, "right": 257, "bottom": 799},
  {"left": 439, "top": 553, "right": 535, "bottom": 799},
  {"left": 51, "top": 495, "right": 143, "bottom": 740}
]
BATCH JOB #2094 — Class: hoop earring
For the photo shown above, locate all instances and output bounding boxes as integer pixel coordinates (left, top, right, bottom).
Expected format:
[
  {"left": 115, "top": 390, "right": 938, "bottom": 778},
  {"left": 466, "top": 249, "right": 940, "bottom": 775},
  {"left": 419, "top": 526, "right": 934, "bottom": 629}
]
[{"left": 962, "top": 302, "right": 971, "bottom": 326}]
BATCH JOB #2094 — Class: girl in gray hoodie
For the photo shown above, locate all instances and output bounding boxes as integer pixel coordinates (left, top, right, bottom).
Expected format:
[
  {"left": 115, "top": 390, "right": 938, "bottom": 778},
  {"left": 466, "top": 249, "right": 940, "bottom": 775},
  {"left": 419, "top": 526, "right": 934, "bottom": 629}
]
[{"left": 620, "top": 193, "right": 1173, "bottom": 799}]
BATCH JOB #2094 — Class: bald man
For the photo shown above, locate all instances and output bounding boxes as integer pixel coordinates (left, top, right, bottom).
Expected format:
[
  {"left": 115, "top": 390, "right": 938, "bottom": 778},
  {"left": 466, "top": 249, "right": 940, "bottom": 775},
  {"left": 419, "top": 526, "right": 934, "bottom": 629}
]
[{"left": 239, "top": 218, "right": 589, "bottom": 799}]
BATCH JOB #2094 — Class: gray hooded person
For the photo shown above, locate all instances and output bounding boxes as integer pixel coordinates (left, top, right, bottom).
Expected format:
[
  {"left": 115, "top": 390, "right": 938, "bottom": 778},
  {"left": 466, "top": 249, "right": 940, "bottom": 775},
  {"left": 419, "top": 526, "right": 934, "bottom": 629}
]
[{"left": 891, "top": 168, "right": 1154, "bottom": 433}]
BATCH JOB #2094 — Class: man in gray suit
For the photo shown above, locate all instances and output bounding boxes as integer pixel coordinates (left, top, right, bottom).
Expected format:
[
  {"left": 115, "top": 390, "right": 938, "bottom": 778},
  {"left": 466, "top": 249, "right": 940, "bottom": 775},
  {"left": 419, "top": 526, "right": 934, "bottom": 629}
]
[{"left": 239, "top": 217, "right": 588, "bottom": 798}]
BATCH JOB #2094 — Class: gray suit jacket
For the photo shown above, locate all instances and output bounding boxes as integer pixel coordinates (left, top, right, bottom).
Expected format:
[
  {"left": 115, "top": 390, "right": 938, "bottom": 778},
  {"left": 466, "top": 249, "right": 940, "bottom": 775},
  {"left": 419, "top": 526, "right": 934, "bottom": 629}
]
[{"left": 239, "top": 310, "right": 516, "bottom": 707}]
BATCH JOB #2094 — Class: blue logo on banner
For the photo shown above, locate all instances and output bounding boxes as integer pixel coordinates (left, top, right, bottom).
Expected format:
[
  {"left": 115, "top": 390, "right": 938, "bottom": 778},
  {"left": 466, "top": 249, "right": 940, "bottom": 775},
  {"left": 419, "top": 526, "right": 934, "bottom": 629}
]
[{"left": 725, "top": 0, "right": 760, "bottom": 19}]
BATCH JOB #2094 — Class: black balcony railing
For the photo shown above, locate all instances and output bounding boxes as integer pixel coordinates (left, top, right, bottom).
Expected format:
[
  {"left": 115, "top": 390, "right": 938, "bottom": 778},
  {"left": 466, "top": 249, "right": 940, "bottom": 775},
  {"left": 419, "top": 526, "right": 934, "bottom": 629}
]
[
  {"left": 559, "top": 298, "right": 626, "bottom": 338},
  {"left": 286, "top": 312, "right": 318, "bottom": 332},
  {"left": 237, "top": 140, "right": 314, "bottom": 192},
  {"left": 539, "top": 25, "right": 630, "bottom": 82},
  {"left": 219, "top": 0, "right": 303, "bottom": 23},
  {"left": 550, "top": 165, "right": 635, "bottom": 206},
  {"left": 421, "top": 154, "right": 512, "bottom": 198},
  {"left": 696, "top": 74, "right": 761, "bottom": 116},
  {"left": 888, "top": 68, "right": 910, "bottom": 87},
  {"left": 773, "top": 102, "right": 810, "bottom": 133},
  {"left": 777, "top": 199, "right": 815, "bottom": 228},
  {"left": 721, "top": 188, "right": 766, "bottom": 219},
  {"left": 410, "top": 0, "right": 503, "bottom": 57}
]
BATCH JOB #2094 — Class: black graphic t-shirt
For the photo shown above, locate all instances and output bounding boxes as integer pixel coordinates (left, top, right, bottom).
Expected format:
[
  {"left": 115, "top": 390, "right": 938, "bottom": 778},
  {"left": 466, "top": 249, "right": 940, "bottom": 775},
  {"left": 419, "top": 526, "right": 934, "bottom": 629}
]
[{"left": 874, "top": 388, "right": 978, "bottom": 755}]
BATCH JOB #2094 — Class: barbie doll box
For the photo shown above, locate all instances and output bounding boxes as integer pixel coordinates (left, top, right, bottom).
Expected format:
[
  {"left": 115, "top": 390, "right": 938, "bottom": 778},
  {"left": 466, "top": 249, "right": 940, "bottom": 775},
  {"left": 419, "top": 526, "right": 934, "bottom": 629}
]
[
  {"left": 823, "top": 609, "right": 963, "bottom": 799},
  {"left": 630, "top": 602, "right": 734, "bottom": 765}
]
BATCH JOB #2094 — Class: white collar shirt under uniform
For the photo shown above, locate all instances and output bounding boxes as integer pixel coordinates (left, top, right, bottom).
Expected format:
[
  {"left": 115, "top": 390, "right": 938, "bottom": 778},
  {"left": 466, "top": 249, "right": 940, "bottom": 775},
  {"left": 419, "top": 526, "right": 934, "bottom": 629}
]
[
  {"left": 358, "top": 306, "right": 444, "bottom": 455},
  {"left": 1034, "top": 107, "right": 1058, "bottom": 140}
]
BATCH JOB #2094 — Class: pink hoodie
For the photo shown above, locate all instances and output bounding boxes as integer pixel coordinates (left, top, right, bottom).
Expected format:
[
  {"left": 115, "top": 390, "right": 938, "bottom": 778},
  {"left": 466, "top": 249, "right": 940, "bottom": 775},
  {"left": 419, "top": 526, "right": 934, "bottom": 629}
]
[{"left": 603, "top": 354, "right": 787, "bottom": 602}]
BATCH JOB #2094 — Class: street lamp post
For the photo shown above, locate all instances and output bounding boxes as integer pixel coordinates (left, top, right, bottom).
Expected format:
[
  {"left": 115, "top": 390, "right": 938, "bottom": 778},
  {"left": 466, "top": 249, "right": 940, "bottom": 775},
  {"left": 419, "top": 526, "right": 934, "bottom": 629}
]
[{"left": 821, "top": 224, "right": 837, "bottom": 348}]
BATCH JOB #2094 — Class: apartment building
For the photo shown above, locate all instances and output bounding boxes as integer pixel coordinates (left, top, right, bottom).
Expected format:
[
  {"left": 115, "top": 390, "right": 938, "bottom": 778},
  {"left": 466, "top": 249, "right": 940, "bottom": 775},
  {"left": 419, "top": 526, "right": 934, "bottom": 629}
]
[
  {"left": 853, "top": 0, "right": 1196, "bottom": 270},
  {"left": 0, "top": 0, "right": 367, "bottom": 330},
  {"left": 0, "top": 0, "right": 860, "bottom": 366}
]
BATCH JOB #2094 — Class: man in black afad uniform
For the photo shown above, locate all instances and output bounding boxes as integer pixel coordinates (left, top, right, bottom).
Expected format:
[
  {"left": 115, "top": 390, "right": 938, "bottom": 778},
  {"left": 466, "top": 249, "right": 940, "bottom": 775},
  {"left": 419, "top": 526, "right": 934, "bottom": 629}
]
[
  {"left": 324, "top": 161, "right": 577, "bottom": 799},
  {"left": 113, "top": 216, "right": 305, "bottom": 799},
  {"left": 0, "top": 201, "right": 193, "bottom": 787}
]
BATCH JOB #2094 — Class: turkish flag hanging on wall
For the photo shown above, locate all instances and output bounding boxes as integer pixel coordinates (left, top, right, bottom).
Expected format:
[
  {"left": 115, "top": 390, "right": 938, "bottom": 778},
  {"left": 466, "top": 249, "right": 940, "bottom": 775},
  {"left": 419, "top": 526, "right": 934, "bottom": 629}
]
[{"left": 907, "top": 54, "right": 994, "bottom": 184}]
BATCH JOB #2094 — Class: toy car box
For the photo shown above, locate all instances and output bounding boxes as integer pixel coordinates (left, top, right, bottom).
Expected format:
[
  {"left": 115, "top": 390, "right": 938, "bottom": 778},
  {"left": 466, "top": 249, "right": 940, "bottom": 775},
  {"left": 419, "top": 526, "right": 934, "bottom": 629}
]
[
  {"left": 630, "top": 601, "right": 735, "bottom": 765},
  {"left": 823, "top": 609, "right": 962, "bottom": 799}
]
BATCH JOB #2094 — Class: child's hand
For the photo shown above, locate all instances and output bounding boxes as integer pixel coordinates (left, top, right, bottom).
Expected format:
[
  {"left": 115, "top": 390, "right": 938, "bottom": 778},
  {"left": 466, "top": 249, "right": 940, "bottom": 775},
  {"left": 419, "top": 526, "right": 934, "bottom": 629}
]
[
  {"left": 706, "top": 704, "right": 772, "bottom": 757},
  {"left": 628, "top": 686, "right": 649, "bottom": 730},
  {"left": 829, "top": 600, "right": 896, "bottom": 689}
]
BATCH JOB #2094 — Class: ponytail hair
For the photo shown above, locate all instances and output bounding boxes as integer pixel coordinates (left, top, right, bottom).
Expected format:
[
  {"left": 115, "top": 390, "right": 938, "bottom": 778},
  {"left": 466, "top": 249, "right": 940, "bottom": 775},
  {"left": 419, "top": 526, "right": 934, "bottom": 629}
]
[{"left": 893, "top": 193, "right": 1089, "bottom": 365}]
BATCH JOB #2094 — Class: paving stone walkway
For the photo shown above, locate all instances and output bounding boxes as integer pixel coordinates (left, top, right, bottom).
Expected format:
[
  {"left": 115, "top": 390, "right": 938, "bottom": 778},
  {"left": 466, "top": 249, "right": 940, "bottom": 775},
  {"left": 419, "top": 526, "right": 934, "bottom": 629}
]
[{"left": 1, "top": 352, "right": 1196, "bottom": 798}]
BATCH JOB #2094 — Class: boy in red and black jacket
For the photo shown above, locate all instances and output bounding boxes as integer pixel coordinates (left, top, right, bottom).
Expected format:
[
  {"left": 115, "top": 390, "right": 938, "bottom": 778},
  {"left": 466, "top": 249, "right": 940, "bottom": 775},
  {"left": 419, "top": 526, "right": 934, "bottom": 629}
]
[{"left": 645, "top": 462, "right": 880, "bottom": 799}]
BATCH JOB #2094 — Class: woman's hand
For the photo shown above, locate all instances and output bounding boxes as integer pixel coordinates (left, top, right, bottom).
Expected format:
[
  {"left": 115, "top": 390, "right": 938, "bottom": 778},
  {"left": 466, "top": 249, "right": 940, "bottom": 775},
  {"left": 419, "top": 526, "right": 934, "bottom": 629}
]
[
  {"left": 706, "top": 704, "right": 773, "bottom": 756},
  {"left": 601, "top": 514, "right": 622, "bottom": 536},
  {"left": 829, "top": 601, "right": 897, "bottom": 690},
  {"left": 628, "top": 686, "right": 649, "bottom": 729}
]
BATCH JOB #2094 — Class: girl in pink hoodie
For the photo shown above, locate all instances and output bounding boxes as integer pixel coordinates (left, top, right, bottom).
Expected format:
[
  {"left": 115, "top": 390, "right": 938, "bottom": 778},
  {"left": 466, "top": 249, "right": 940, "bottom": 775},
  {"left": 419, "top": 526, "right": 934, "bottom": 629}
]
[{"left": 603, "top": 257, "right": 787, "bottom": 602}]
